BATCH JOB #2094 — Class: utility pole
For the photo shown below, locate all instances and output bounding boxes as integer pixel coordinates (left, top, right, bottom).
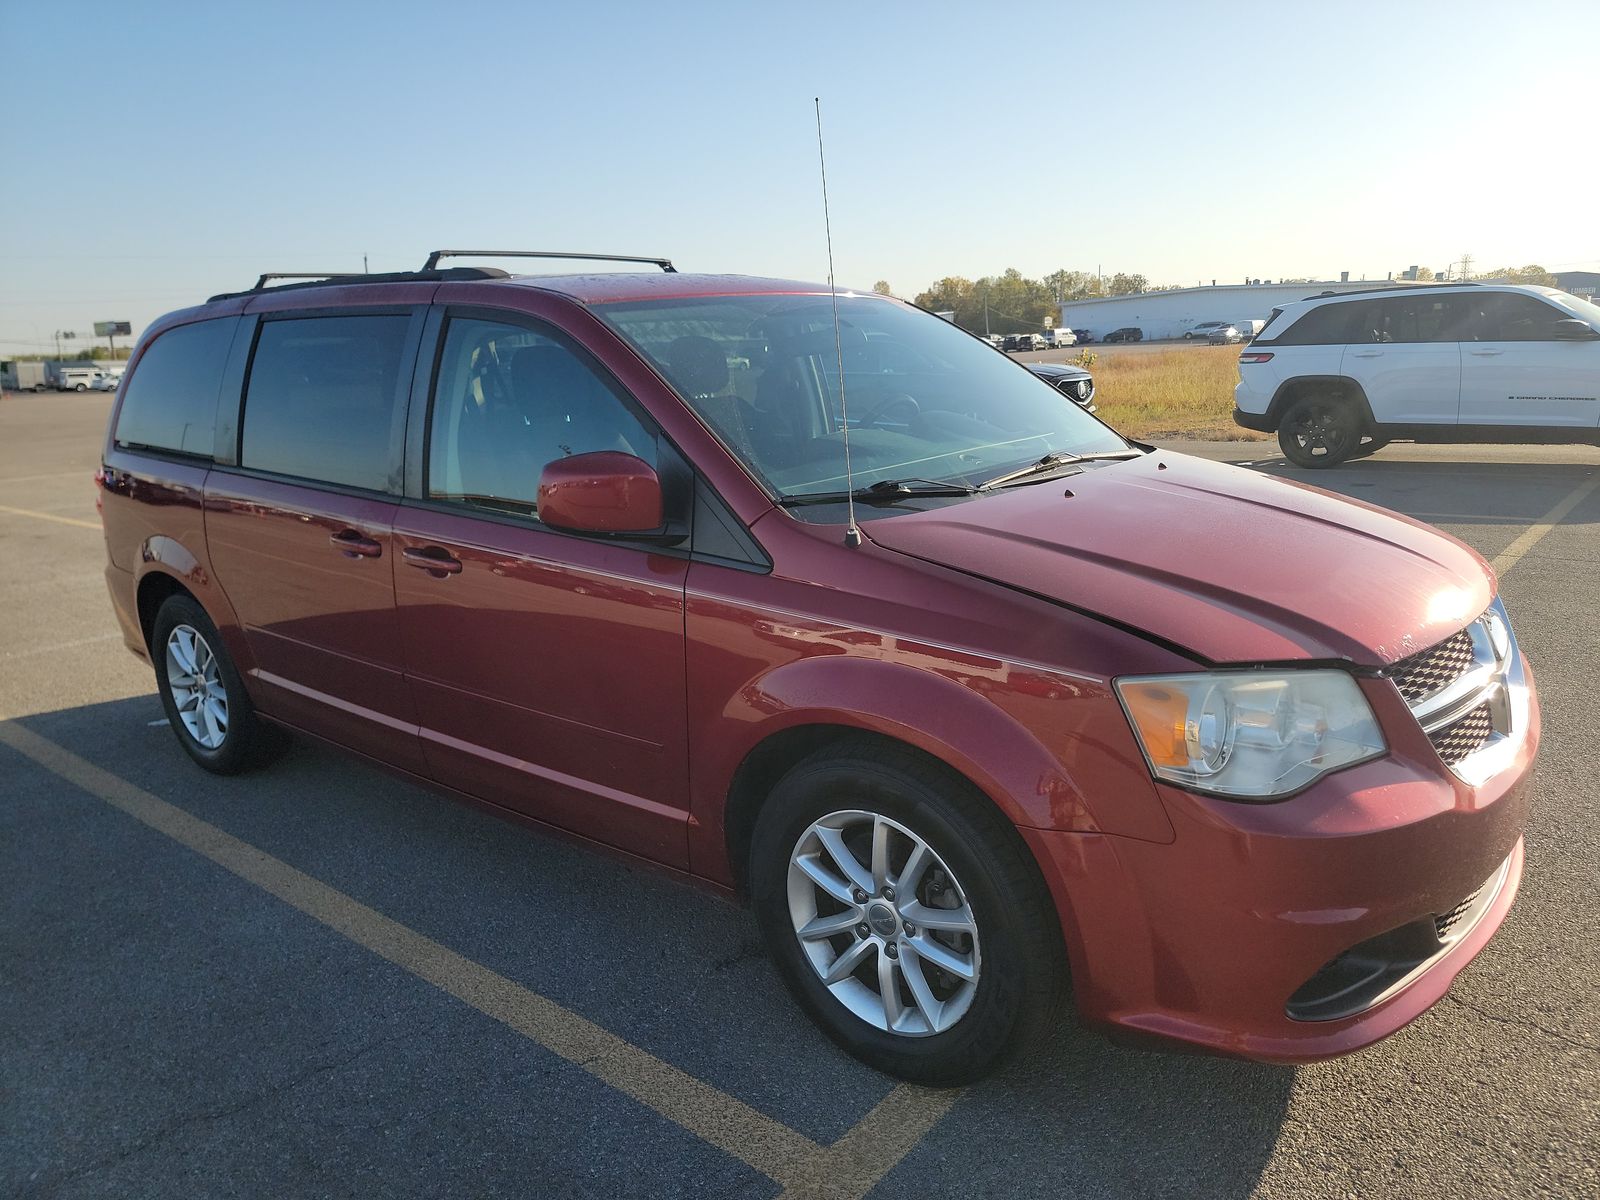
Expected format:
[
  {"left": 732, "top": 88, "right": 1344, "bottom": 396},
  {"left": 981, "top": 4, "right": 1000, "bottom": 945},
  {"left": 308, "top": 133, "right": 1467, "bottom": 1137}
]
[{"left": 1458, "top": 252, "right": 1474, "bottom": 281}]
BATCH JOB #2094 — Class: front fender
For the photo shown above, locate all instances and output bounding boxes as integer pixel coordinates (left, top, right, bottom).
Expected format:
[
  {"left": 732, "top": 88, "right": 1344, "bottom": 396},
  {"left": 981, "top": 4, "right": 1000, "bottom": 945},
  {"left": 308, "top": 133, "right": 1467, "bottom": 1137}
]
[{"left": 688, "top": 652, "right": 1175, "bottom": 882}]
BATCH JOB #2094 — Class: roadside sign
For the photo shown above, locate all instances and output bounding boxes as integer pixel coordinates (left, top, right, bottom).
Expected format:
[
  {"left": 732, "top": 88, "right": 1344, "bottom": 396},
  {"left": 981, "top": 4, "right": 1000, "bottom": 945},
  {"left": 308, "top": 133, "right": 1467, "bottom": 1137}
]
[{"left": 93, "top": 321, "right": 133, "bottom": 337}]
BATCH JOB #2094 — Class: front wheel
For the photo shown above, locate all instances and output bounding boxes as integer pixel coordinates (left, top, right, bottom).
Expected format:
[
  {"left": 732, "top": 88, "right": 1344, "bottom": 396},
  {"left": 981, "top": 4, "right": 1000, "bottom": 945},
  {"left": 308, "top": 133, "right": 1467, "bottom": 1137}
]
[
  {"left": 1278, "top": 395, "right": 1360, "bottom": 468},
  {"left": 750, "top": 740, "right": 1067, "bottom": 1085},
  {"left": 152, "top": 593, "right": 283, "bottom": 774}
]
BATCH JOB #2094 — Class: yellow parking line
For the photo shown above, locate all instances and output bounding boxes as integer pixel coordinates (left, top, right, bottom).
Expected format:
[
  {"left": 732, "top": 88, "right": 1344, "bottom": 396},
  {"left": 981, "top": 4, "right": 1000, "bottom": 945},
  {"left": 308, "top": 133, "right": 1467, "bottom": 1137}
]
[
  {"left": 0, "top": 503, "right": 100, "bottom": 530},
  {"left": 1491, "top": 474, "right": 1600, "bottom": 576},
  {"left": 0, "top": 721, "right": 955, "bottom": 1197}
]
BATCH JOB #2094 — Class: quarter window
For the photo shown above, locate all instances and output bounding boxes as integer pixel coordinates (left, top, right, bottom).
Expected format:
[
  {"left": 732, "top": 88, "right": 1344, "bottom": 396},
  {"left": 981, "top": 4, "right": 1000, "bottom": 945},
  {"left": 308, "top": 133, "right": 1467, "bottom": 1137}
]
[
  {"left": 240, "top": 315, "right": 412, "bottom": 492},
  {"left": 426, "top": 317, "right": 655, "bottom": 517},
  {"left": 1272, "top": 303, "right": 1357, "bottom": 346},
  {"left": 113, "top": 318, "right": 238, "bottom": 457}
]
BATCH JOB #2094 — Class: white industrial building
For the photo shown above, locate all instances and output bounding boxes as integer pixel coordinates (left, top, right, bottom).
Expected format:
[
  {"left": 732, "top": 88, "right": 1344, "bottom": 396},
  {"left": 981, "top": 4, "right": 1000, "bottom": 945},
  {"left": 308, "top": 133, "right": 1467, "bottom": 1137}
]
[{"left": 1058, "top": 279, "right": 1421, "bottom": 342}]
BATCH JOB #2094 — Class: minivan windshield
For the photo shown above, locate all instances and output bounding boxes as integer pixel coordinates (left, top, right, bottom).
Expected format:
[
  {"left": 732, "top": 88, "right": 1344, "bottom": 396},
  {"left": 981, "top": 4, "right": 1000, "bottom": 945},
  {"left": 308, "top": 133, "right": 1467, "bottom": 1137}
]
[{"left": 596, "top": 293, "right": 1129, "bottom": 502}]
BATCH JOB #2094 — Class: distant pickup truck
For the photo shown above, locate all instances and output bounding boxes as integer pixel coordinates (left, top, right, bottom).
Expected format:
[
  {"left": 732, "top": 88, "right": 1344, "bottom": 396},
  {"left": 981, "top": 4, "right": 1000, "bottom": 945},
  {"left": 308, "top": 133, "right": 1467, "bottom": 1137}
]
[{"left": 57, "top": 367, "right": 105, "bottom": 392}]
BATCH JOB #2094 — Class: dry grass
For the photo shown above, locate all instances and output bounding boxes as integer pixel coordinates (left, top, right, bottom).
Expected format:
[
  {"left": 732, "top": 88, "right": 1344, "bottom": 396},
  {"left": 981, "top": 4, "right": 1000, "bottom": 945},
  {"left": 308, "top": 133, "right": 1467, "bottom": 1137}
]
[{"left": 1081, "top": 343, "right": 1269, "bottom": 441}]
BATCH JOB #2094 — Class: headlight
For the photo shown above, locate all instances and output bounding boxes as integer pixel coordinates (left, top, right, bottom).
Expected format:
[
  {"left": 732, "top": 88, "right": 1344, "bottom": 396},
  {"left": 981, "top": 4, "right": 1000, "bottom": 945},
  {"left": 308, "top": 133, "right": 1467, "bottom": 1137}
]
[{"left": 1115, "top": 671, "right": 1386, "bottom": 799}]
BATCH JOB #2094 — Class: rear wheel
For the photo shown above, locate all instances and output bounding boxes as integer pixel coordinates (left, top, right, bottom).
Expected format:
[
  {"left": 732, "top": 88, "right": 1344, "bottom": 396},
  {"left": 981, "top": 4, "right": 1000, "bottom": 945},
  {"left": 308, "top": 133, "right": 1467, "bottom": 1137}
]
[
  {"left": 152, "top": 594, "right": 282, "bottom": 774},
  {"left": 1278, "top": 395, "right": 1361, "bottom": 468},
  {"left": 750, "top": 739, "right": 1067, "bottom": 1085},
  {"left": 1348, "top": 435, "right": 1391, "bottom": 460}
]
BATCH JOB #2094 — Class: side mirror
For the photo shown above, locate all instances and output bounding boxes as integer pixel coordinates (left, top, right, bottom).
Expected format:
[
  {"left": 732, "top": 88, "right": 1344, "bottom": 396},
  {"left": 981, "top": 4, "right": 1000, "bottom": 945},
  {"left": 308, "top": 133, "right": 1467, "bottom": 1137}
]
[
  {"left": 537, "top": 451, "right": 663, "bottom": 536},
  {"left": 1551, "top": 318, "right": 1599, "bottom": 340}
]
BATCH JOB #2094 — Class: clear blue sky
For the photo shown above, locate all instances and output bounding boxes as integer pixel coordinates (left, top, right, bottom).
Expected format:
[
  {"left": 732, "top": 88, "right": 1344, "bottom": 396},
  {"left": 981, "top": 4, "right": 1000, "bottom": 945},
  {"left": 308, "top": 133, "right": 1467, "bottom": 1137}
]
[{"left": 3, "top": 0, "right": 1597, "bottom": 352}]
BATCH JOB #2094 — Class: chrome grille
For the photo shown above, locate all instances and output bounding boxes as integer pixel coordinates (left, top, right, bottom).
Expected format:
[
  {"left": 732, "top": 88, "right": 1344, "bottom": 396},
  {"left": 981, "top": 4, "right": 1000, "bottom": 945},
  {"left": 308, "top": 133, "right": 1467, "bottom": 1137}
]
[
  {"left": 1430, "top": 703, "right": 1494, "bottom": 766},
  {"left": 1392, "top": 600, "right": 1526, "bottom": 785},
  {"left": 1389, "top": 629, "right": 1475, "bottom": 704}
]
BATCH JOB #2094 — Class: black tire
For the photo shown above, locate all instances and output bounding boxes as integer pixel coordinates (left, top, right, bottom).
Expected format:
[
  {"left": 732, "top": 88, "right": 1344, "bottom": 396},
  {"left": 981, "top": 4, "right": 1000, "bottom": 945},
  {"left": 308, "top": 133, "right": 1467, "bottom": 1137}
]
[
  {"left": 1277, "top": 394, "right": 1361, "bottom": 468},
  {"left": 750, "top": 738, "right": 1068, "bottom": 1085},
  {"left": 1347, "top": 435, "right": 1391, "bottom": 460},
  {"left": 74, "top": 383, "right": 88, "bottom": 392},
  {"left": 151, "top": 593, "right": 283, "bottom": 774}
]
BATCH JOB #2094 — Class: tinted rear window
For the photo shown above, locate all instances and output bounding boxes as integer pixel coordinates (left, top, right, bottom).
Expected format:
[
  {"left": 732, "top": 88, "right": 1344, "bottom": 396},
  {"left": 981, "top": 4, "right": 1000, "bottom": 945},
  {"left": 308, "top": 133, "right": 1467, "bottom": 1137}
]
[
  {"left": 1270, "top": 302, "right": 1358, "bottom": 346},
  {"left": 240, "top": 315, "right": 411, "bottom": 492},
  {"left": 113, "top": 318, "right": 238, "bottom": 456}
]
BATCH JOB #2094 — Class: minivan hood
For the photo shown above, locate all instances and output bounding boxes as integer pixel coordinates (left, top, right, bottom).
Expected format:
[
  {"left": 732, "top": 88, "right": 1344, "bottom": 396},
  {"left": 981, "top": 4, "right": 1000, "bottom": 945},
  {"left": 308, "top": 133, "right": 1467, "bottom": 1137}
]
[{"left": 864, "top": 453, "right": 1493, "bottom": 666}]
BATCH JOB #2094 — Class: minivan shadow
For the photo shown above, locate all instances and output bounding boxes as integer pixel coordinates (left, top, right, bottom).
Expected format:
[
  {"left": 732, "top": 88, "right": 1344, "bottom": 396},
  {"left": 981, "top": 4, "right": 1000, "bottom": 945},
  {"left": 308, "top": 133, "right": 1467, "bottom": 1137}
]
[{"left": 9, "top": 695, "right": 1296, "bottom": 1197}]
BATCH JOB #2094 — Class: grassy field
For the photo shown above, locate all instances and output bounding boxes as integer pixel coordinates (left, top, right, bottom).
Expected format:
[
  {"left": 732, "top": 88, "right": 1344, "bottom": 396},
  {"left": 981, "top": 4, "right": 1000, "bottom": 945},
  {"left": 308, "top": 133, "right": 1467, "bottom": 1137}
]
[{"left": 1080, "top": 343, "right": 1270, "bottom": 441}]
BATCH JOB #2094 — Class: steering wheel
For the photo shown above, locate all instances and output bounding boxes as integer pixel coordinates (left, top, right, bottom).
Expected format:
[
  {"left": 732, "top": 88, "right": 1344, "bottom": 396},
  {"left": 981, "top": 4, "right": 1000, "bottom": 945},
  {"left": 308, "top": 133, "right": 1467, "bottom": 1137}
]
[{"left": 854, "top": 392, "right": 921, "bottom": 428}]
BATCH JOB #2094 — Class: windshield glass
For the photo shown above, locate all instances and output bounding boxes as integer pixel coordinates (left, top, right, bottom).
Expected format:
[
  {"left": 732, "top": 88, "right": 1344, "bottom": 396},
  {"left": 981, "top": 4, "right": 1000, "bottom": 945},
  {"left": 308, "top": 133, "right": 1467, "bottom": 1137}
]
[
  {"left": 595, "top": 293, "right": 1128, "bottom": 499},
  {"left": 1547, "top": 289, "right": 1600, "bottom": 326}
]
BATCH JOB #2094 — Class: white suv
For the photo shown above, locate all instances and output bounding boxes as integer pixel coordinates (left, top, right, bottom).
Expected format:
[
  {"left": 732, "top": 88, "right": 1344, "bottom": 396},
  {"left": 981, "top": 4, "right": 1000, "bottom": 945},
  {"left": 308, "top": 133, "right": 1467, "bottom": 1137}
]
[{"left": 1232, "top": 283, "right": 1600, "bottom": 466}]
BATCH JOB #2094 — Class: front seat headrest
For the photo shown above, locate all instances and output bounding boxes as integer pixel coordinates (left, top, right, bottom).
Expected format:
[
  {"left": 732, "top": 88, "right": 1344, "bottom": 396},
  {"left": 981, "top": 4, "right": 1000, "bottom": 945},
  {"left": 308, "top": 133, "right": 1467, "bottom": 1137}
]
[{"left": 661, "top": 335, "right": 729, "bottom": 398}]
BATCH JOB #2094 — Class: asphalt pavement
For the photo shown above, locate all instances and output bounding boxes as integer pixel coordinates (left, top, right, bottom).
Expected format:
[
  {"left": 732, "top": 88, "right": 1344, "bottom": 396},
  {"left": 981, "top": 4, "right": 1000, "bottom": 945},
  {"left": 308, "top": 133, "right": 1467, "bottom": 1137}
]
[{"left": 2, "top": 391, "right": 1596, "bottom": 1199}]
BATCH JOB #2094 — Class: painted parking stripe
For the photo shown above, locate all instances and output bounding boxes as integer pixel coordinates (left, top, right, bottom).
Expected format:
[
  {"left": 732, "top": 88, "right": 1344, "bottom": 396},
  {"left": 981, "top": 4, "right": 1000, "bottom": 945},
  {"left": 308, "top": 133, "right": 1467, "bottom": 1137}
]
[
  {"left": 0, "top": 502, "right": 100, "bottom": 530},
  {"left": 0, "top": 720, "right": 960, "bottom": 1199},
  {"left": 1490, "top": 473, "right": 1600, "bottom": 576}
]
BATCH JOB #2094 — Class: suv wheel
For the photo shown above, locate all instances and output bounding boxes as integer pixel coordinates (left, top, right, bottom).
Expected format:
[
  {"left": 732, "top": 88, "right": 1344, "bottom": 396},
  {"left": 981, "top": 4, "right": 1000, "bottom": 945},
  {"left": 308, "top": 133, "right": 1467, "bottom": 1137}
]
[
  {"left": 750, "top": 739, "right": 1066, "bottom": 1085},
  {"left": 1278, "top": 395, "right": 1360, "bottom": 468},
  {"left": 152, "top": 594, "right": 282, "bottom": 774}
]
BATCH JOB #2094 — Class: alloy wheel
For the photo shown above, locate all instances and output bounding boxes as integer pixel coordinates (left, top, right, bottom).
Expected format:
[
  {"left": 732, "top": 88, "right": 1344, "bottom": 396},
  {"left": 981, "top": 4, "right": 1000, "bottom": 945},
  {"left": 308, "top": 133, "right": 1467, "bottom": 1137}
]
[
  {"left": 165, "top": 623, "right": 229, "bottom": 749},
  {"left": 787, "top": 809, "right": 981, "bottom": 1037}
]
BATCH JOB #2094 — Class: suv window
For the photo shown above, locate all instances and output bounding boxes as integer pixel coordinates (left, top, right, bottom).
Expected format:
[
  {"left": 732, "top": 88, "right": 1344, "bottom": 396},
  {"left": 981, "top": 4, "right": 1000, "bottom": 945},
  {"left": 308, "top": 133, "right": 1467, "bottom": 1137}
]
[
  {"left": 1271, "top": 302, "right": 1357, "bottom": 346},
  {"left": 240, "top": 315, "right": 411, "bottom": 492},
  {"left": 1473, "top": 293, "right": 1572, "bottom": 341},
  {"left": 427, "top": 317, "right": 655, "bottom": 517},
  {"left": 1348, "top": 294, "right": 1468, "bottom": 344},
  {"left": 113, "top": 318, "right": 238, "bottom": 457}
]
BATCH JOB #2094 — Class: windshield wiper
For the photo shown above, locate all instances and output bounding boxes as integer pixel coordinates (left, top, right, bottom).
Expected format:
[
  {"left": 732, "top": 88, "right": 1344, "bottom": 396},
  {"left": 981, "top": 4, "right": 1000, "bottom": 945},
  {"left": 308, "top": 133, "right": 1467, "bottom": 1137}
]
[
  {"left": 977, "top": 449, "right": 1144, "bottom": 491},
  {"left": 779, "top": 478, "right": 978, "bottom": 508}
]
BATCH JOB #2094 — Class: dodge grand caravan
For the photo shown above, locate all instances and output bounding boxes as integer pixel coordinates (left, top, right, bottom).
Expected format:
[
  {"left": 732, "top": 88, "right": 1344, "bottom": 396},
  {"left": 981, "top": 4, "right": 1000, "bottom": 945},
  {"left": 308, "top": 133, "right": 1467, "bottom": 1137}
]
[{"left": 99, "top": 251, "right": 1539, "bottom": 1083}]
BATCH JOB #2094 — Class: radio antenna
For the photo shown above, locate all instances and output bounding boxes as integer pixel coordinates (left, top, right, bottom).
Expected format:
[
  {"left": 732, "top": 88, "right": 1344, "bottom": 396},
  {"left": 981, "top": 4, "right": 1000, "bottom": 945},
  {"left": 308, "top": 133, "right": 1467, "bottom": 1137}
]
[{"left": 815, "top": 97, "right": 862, "bottom": 548}]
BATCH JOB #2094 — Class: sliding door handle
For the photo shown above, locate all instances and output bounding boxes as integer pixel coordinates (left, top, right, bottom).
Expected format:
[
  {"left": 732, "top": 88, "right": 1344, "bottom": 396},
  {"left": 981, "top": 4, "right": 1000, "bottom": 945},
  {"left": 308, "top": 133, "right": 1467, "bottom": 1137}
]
[
  {"left": 402, "top": 546, "right": 463, "bottom": 575},
  {"left": 331, "top": 529, "right": 383, "bottom": 558}
]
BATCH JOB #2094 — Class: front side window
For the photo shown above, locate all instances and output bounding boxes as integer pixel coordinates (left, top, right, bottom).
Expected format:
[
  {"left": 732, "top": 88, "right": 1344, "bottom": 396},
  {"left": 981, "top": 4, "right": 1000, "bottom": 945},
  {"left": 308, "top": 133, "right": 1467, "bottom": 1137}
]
[
  {"left": 595, "top": 294, "right": 1127, "bottom": 501},
  {"left": 114, "top": 317, "right": 238, "bottom": 456},
  {"left": 240, "top": 314, "right": 411, "bottom": 492},
  {"left": 426, "top": 317, "right": 655, "bottom": 517},
  {"left": 1474, "top": 293, "right": 1574, "bottom": 341}
]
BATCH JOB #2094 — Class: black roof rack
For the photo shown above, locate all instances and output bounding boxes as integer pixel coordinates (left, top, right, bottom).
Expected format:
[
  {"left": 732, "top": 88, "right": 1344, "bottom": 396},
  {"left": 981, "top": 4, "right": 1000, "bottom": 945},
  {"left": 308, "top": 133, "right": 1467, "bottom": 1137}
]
[
  {"left": 208, "top": 266, "right": 509, "bottom": 303},
  {"left": 1302, "top": 281, "right": 1475, "bottom": 302},
  {"left": 421, "top": 249, "right": 676, "bottom": 273}
]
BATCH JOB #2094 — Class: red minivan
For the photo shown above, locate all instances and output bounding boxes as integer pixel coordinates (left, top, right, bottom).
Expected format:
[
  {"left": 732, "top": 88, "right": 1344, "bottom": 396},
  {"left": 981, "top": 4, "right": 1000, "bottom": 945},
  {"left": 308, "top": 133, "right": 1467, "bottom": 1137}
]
[{"left": 98, "top": 254, "right": 1538, "bottom": 1083}]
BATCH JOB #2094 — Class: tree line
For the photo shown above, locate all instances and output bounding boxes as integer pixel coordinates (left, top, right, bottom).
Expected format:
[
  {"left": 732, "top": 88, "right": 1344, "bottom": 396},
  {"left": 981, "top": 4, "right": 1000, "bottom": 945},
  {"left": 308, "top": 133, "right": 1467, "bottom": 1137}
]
[{"left": 902, "top": 268, "right": 1162, "bottom": 334}]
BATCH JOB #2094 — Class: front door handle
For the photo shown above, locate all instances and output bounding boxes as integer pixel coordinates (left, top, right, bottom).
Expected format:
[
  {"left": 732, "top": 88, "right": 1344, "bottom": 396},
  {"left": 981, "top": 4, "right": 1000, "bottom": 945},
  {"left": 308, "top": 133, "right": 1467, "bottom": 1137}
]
[
  {"left": 1468, "top": 348, "right": 1505, "bottom": 356},
  {"left": 1349, "top": 350, "right": 1384, "bottom": 358},
  {"left": 402, "top": 546, "right": 463, "bottom": 575},
  {"left": 331, "top": 529, "right": 383, "bottom": 558}
]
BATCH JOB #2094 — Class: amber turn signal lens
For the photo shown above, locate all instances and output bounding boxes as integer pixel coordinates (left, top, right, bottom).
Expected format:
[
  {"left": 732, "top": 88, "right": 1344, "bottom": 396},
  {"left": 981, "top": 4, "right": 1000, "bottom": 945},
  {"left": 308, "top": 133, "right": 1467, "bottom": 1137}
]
[{"left": 1119, "top": 682, "right": 1192, "bottom": 769}]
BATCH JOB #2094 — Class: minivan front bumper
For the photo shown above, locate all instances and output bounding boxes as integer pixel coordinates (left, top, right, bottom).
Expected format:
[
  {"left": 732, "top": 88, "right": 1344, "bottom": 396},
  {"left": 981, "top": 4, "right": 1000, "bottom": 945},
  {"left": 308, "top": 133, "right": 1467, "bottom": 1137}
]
[{"left": 1023, "top": 669, "right": 1538, "bottom": 1063}]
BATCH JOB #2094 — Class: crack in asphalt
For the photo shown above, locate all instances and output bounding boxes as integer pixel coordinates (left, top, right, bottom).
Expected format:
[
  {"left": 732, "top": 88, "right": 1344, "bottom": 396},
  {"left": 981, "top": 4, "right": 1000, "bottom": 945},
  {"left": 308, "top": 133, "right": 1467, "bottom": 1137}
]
[
  {"left": 20, "top": 1016, "right": 449, "bottom": 1199},
  {"left": 1444, "top": 993, "right": 1598, "bottom": 1055}
]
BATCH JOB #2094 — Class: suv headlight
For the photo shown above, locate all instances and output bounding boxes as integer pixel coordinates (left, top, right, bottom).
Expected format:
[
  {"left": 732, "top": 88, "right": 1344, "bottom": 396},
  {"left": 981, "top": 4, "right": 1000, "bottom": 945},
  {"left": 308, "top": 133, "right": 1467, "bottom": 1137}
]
[{"left": 1115, "top": 671, "right": 1386, "bottom": 799}]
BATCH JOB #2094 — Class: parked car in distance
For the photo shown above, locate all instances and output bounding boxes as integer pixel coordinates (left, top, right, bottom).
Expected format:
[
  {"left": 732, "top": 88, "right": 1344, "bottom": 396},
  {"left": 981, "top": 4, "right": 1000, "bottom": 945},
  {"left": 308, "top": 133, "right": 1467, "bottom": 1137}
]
[
  {"left": 1025, "top": 361, "right": 1097, "bottom": 411},
  {"left": 983, "top": 334, "right": 1006, "bottom": 350},
  {"left": 1184, "top": 321, "right": 1232, "bottom": 341},
  {"left": 1234, "top": 318, "right": 1266, "bottom": 341},
  {"left": 1233, "top": 282, "right": 1600, "bottom": 466},
  {"left": 1, "top": 360, "right": 51, "bottom": 392},
  {"left": 100, "top": 254, "right": 1539, "bottom": 1085},
  {"left": 1102, "top": 326, "right": 1143, "bottom": 343},
  {"left": 57, "top": 366, "right": 104, "bottom": 391},
  {"left": 1005, "top": 333, "right": 1046, "bottom": 352},
  {"left": 91, "top": 372, "right": 122, "bottom": 392},
  {"left": 1207, "top": 325, "right": 1242, "bottom": 345},
  {"left": 1044, "top": 327, "right": 1077, "bottom": 348},
  {"left": 1074, "top": 329, "right": 1094, "bottom": 344}
]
